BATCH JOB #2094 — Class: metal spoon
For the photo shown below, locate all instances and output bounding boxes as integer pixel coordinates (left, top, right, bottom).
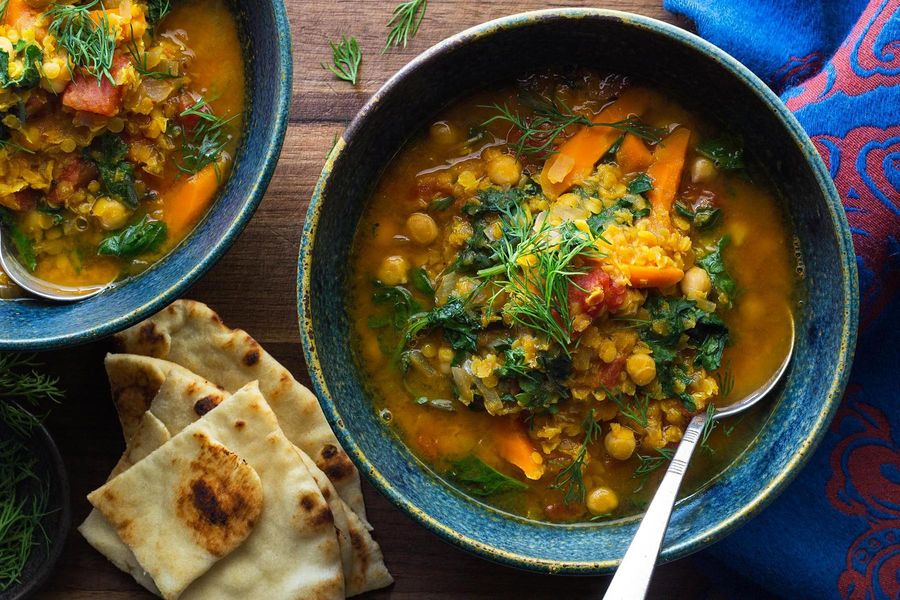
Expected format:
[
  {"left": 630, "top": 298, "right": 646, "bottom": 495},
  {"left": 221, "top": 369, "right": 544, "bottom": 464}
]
[
  {"left": 0, "top": 225, "right": 106, "bottom": 301},
  {"left": 603, "top": 315, "right": 795, "bottom": 600}
]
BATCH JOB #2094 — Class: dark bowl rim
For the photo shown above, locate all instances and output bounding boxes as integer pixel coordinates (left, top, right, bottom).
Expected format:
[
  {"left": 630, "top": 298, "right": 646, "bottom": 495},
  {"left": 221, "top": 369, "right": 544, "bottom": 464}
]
[
  {"left": 298, "top": 8, "right": 859, "bottom": 573},
  {"left": 0, "top": 0, "right": 294, "bottom": 351},
  {"left": 0, "top": 412, "right": 71, "bottom": 600}
]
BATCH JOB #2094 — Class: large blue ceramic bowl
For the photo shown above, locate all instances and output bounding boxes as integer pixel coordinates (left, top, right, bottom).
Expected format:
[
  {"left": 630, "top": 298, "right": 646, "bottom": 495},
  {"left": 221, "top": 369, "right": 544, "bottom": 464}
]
[
  {"left": 299, "top": 9, "right": 858, "bottom": 573},
  {"left": 0, "top": 0, "right": 292, "bottom": 350}
]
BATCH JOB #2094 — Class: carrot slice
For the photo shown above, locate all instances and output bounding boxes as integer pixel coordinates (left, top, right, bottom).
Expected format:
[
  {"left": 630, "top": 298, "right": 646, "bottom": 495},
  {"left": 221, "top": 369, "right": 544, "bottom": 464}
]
[
  {"left": 494, "top": 418, "right": 545, "bottom": 480},
  {"left": 626, "top": 265, "right": 685, "bottom": 289},
  {"left": 539, "top": 88, "right": 653, "bottom": 198},
  {"left": 161, "top": 164, "right": 221, "bottom": 236},
  {"left": 616, "top": 133, "right": 653, "bottom": 173},
  {"left": 646, "top": 127, "right": 692, "bottom": 228},
  {"left": 2, "top": 0, "right": 39, "bottom": 28}
]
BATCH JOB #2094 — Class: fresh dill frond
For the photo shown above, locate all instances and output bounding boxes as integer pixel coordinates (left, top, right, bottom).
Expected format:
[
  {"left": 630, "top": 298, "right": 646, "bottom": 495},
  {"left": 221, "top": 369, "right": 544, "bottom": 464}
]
[
  {"left": 551, "top": 409, "right": 602, "bottom": 504},
  {"left": 0, "top": 438, "right": 51, "bottom": 592},
  {"left": 124, "top": 25, "right": 177, "bottom": 80},
  {"left": 177, "top": 96, "right": 236, "bottom": 178},
  {"left": 715, "top": 360, "right": 735, "bottom": 401},
  {"left": 482, "top": 94, "right": 667, "bottom": 157},
  {"left": 47, "top": 0, "right": 115, "bottom": 84},
  {"left": 604, "top": 385, "right": 649, "bottom": 428},
  {"left": 478, "top": 206, "right": 600, "bottom": 351},
  {"left": 0, "top": 353, "right": 64, "bottom": 436},
  {"left": 698, "top": 402, "right": 718, "bottom": 452},
  {"left": 633, "top": 447, "right": 675, "bottom": 491},
  {"left": 384, "top": 0, "right": 427, "bottom": 51},
  {"left": 322, "top": 35, "right": 361, "bottom": 85}
]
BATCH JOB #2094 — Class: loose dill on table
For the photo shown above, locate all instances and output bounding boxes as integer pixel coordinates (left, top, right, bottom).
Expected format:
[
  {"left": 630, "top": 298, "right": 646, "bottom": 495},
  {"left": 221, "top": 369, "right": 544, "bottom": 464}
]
[
  {"left": 47, "top": 0, "right": 115, "bottom": 84},
  {"left": 384, "top": 0, "right": 428, "bottom": 51},
  {"left": 322, "top": 35, "right": 361, "bottom": 85},
  {"left": 481, "top": 94, "right": 666, "bottom": 157},
  {"left": 0, "top": 353, "right": 63, "bottom": 592},
  {"left": 551, "top": 409, "right": 602, "bottom": 505}
]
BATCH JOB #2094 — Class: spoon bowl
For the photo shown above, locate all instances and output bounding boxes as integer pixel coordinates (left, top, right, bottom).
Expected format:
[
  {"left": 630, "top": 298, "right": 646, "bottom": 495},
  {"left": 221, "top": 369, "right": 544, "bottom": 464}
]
[
  {"left": 0, "top": 227, "right": 107, "bottom": 302},
  {"left": 604, "top": 316, "right": 796, "bottom": 600}
]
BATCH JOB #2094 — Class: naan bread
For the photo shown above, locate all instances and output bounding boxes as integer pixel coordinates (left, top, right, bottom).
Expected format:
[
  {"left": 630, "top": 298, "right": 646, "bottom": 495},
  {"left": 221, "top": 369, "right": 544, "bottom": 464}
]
[
  {"left": 105, "top": 354, "right": 227, "bottom": 443},
  {"left": 87, "top": 383, "right": 346, "bottom": 600},
  {"left": 114, "top": 300, "right": 367, "bottom": 526},
  {"left": 89, "top": 428, "right": 264, "bottom": 599}
]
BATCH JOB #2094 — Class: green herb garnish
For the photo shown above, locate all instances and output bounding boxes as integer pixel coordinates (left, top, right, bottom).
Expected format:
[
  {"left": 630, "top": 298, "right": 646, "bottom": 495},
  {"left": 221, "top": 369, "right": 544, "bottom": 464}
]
[
  {"left": 409, "top": 267, "right": 434, "bottom": 296},
  {"left": 384, "top": 0, "right": 427, "bottom": 51},
  {"left": 178, "top": 96, "right": 235, "bottom": 177},
  {"left": 626, "top": 173, "right": 654, "bottom": 195},
  {"left": 97, "top": 215, "right": 167, "bottom": 258},
  {"left": 697, "top": 236, "right": 737, "bottom": 305},
  {"left": 447, "top": 454, "right": 526, "bottom": 497},
  {"left": 367, "top": 283, "right": 421, "bottom": 329},
  {"left": 604, "top": 385, "right": 649, "bottom": 428},
  {"left": 124, "top": 26, "right": 177, "bottom": 80},
  {"left": 427, "top": 196, "right": 454, "bottom": 211},
  {"left": 551, "top": 409, "right": 602, "bottom": 504},
  {"left": 586, "top": 194, "right": 650, "bottom": 234},
  {"left": 146, "top": 0, "right": 172, "bottom": 27},
  {"left": 0, "top": 209, "right": 36, "bottom": 272},
  {"left": 0, "top": 42, "right": 42, "bottom": 90},
  {"left": 323, "top": 35, "right": 361, "bottom": 85},
  {"left": 402, "top": 297, "right": 479, "bottom": 357},
  {"left": 85, "top": 133, "right": 138, "bottom": 208},
  {"left": 482, "top": 94, "right": 665, "bottom": 157},
  {"left": 696, "top": 135, "right": 744, "bottom": 171},
  {"left": 674, "top": 200, "right": 721, "bottom": 231},
  {"left": 633, "top": 446, "right": 675, "bottom": 490},
  {"left": 47, "top": 0, "right": 115, "bottom": 84}
]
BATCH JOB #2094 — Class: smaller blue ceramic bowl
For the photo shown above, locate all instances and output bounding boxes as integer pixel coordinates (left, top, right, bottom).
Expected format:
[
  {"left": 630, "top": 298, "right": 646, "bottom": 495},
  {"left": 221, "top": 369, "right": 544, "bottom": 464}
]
[
  {"left": 299, "top": 9, "right": 858, "bottom": 573},
  {"left": 0, "top": 0, "right": 292, "bottom": 350}
]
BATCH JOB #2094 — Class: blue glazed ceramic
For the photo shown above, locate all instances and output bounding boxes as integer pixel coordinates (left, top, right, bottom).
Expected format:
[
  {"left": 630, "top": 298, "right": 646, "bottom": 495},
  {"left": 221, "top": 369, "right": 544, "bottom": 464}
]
[
  {"left": 0, "top": 0, "right": 293, "bottom": 350},
  {"left": 298, "top": 9, "right": 858, "bottom": 573}
]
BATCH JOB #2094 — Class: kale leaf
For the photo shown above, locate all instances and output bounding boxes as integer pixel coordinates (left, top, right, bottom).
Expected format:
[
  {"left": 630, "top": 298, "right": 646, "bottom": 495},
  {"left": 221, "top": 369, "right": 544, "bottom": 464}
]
[
  {"left": 587, "top": 194, "right": 650, "bottom": 235},
  {"left": 85, "top": 134, "right": 139, "bottom": 209},
  {"left": 447, "top": 455, "right": 526, "bottom": 497},
  {"left": 403, "top": 297, "right": 480, "bottom": 355},
  {"left": 696, "top": 135, "right": 745, "bottom": 171},
  {"left": 0, "top": 42, "right": 42, "bottom": 90},
  {"left": 97, "top": 215, "right": 167, "bottom": 258},
  {"left": 697, "top": 236, "right": 737, "bottom": 304},
  {"left": 367, "top": 283, "right": 421, "bottom": 330}
]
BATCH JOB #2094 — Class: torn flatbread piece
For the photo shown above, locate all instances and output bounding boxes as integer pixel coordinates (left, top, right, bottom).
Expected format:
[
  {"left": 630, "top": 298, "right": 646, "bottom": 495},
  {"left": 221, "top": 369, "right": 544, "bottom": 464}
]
[
  {"left": 89, "top": 428, "right": 263, "bottom": 599},
  {"left": 87, "top": 383, "right": 346, "bottom": 600},
  {"left": 114, "top": 300, "right": 367, "bottom": 525}
]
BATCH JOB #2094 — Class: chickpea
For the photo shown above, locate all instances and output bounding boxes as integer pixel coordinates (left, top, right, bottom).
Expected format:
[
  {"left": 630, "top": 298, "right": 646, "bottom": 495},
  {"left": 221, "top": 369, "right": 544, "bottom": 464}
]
[
  {"left": 680, "top": 266, "right": 712, "bottom": 299},
  {"left": 406, "top": 212, "right": 439, "bottom": 245},
  {"left": 486, "top": 154, "right": 522, "bottom": 186},
  {"left": 429, "top": 121, "right": 461, "bottom": 145},
  {"left": 586, "top": 486, "right": 619, "bottom": 515},
  {"left": 604, "top": 423, "right": 636, "bottom": 461},
  {"left": 626, "top": 353, "right": 656, "bottom": 386},
  {"left": 91, "top": 198, "right": 130, "bottom": 230},
  {"left": 376, "top": 255, "right": 409, "bottom": 286},
  {"left": 690, "top": 157, "right": 717, "bottom": 183}
]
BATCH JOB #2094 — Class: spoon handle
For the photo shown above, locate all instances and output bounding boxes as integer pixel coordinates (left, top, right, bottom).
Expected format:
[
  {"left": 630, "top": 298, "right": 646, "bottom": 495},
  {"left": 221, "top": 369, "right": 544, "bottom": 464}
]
[{"left": 603, "top": 412, "right": 708, "bottom": 600}]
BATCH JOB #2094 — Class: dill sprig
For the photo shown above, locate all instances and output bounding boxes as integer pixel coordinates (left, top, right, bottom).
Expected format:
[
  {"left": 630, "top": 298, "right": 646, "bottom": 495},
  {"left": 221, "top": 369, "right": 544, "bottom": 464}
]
[
  {"left": 124, "top": 25, "right": 177, "bottom": 80},
  {"left": 698, "top": 402, "right": 718, "bottom": 452},
  {"left": 322, "top": 36, "right": 361, "bottom": 85},
  {"left": 478, "top": 206, "right": 600, "bottom": 351},
  {"left": 699, "top": 361, "right": 734, "bottom": 452},
  {"left": 482, "top": 94, "right": 667, "bottom": 157},
  {"left": 633, "top": 446, "right": 675, "bottom": 492},
  {"left": 604, "top": 385, "right": 649, "bottom": 428},
  {"left": 0, "top": 353, "right": 64, "bottom": 436},
  {"left": 146, "top": 0, "right": 172, "bottom": 27},
  {"left": 47, "top": 0, "right": 115, "bottom": 84},
  {"left": 178, "top": 96, "right": 236, "bottom": 178},
  {"left": 551, "top": 409, "right": 602, "bottom": 505},
  {"left": 0, "top": 438, "right": 51, "bottom": 592},
  {"left": 384, "top": 0, "right": 427, "bottom": 51}
]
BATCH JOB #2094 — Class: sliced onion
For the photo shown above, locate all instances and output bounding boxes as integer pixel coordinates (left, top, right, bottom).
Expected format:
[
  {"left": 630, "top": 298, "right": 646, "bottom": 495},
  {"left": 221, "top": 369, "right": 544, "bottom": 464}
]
[
  {"left": 141, "top": 79, "right": 177, "bottom": 103},
  {"left": 451, "top": 364, "right": 475, "bottom": 406},
  {"left": 472, "top": 376, "right": 503, "bottom": 415},
  {"left": 406, "top": 349, "right": 438, "bottom": 380},
  {"left": 434, "top": 271, "right": 459, "bottom": 305}
]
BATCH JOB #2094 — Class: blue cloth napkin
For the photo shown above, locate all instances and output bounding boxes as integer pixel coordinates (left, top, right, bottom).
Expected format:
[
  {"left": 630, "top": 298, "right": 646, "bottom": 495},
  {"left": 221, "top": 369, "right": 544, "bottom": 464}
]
[{"left": 663, "top": 1, "right": 900, "bottom": 598}]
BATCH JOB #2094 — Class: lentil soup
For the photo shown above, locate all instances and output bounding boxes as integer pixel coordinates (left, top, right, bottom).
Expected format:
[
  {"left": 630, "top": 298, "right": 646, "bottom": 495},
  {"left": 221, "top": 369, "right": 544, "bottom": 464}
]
[
  {"left": 0, "top": 0, "right": 244, "bottom": 296},
  {"left": 349, "top": 71, "right": 796, "bottom": 523}
]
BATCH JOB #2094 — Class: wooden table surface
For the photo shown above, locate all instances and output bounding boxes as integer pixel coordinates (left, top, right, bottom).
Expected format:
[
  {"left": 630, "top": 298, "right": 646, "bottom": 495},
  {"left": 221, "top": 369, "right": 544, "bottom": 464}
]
[{"left": 32, "top": 1, "right": 778, "bottom": 598}]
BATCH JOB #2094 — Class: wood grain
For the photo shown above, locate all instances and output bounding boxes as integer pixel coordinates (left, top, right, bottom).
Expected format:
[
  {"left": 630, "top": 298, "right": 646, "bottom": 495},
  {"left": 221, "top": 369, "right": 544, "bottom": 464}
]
[{"left": 33, "top": 1, "right": 773, "bottom": 598}]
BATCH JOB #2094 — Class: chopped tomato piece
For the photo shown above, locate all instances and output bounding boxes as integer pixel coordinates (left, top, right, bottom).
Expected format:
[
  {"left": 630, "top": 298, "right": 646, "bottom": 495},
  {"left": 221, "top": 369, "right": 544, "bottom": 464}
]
[
  {"left": 48, "top": 156, "right": 99, "bottom": 205},
  {"left": 0, "top": 189, "right": 37, "bottom": 212},
  {"left": 569, "top": 267, "right": 626, "bottom": 319},
  {"left": 62, "top": 73, "right": 121, "bottom": 117}
]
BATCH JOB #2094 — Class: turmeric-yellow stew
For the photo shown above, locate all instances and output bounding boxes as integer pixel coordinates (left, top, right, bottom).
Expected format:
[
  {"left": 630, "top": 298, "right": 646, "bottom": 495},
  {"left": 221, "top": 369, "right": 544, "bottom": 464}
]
[
  {"left": 350, "top": 71, "right": 796, "bottom": 522},
  {"left": 0, "top": 0, "right": 244, "bottom": 296}
]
